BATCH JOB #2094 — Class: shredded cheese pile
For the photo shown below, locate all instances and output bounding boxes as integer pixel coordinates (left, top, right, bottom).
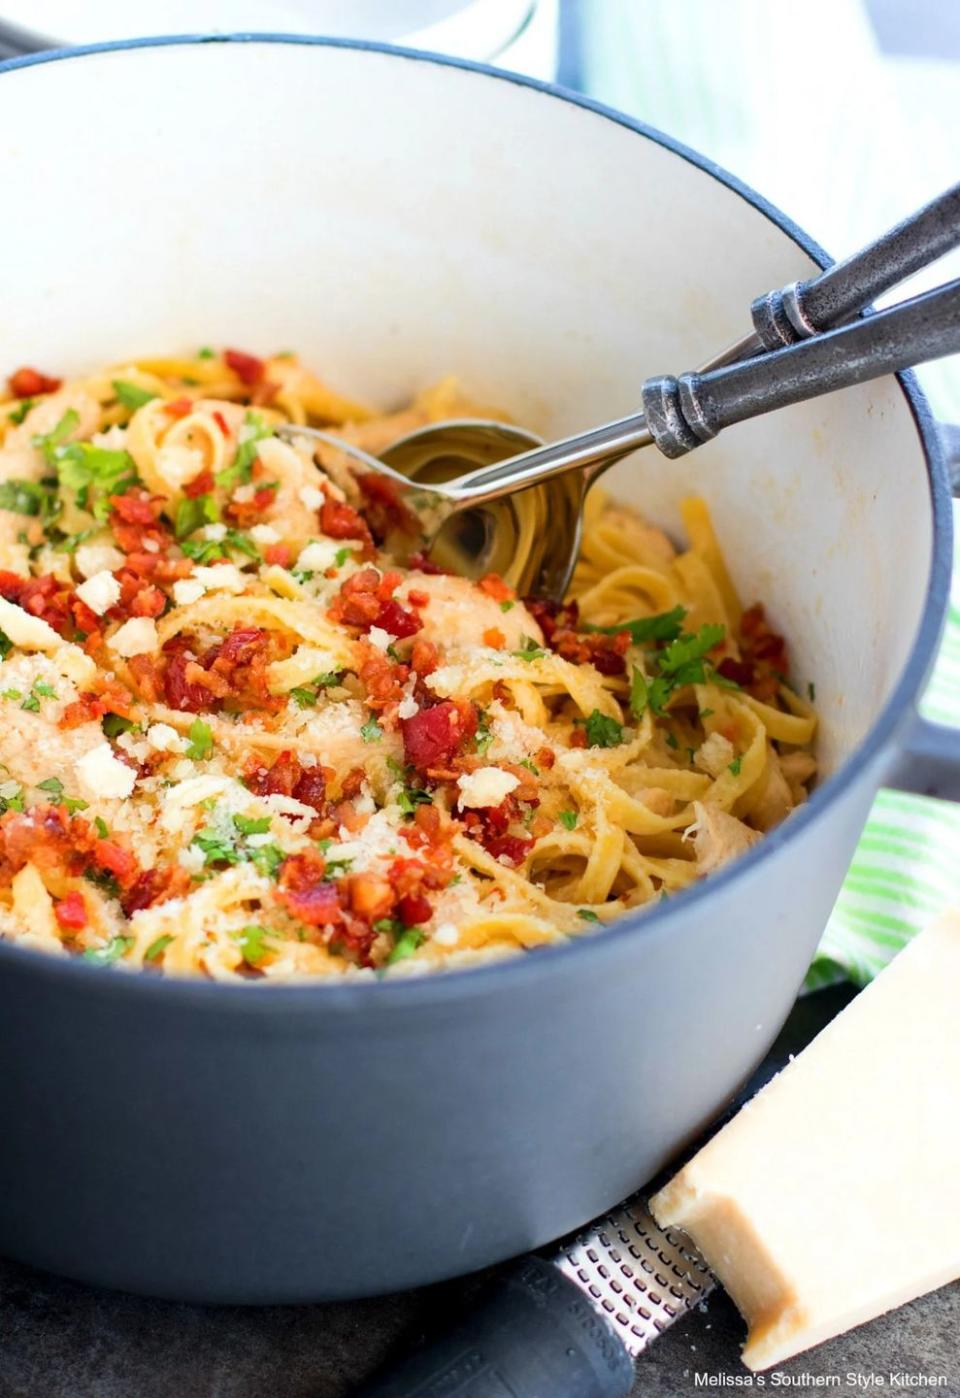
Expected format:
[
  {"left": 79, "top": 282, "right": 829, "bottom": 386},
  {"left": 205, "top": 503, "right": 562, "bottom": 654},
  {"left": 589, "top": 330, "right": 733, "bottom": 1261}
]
[{"left": 0, "top": 352, "right": 817, "bottom": 980}]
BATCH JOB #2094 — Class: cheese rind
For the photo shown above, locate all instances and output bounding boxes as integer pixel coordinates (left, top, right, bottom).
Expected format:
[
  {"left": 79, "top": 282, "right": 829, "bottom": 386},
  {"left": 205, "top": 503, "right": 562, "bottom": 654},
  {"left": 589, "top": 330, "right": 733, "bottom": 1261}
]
[{"left": 650, "top": 909, "right": 960, "bottom": 1371}]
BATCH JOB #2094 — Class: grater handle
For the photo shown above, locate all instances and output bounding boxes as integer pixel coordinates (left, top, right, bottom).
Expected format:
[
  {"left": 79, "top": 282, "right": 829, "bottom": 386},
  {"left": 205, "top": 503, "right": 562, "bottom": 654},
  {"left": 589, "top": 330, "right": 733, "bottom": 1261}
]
[{"left": 354, "top": 1254, "right": 634, "bottom": 1398}]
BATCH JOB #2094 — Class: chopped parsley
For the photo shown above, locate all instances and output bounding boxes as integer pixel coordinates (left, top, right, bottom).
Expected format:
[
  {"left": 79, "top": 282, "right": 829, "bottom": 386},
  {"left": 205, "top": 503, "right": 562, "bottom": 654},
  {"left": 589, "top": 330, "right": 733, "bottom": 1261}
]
[
  {"left": 1, "top": 688, "right": 20, "bottom": 700},
  {"left": 19, "top": 694, "right": 39, "bottom": 713},
  {"left": 185, "top": 718, "right": 214, "bottom": 761},
  {"left": 578, "top": 909, "right": 601, "bottom": 923},
  {"left": 558, "top": 810, "right": 578, "bottom": 830},
  {"left": 0, "top": 782, "right": 24, "bottom": 814},
  {"left": 215, "top": 410, "right": 271, "bottom": 490},
  {"left": 174, "top": 492, "right": 220, "bottom": 539},
  {"left": 512, "top": 634, "right": 547, "bottom": 661},
  {"left": 334, "top": 546, "right": 352, "bottom": 567},
  {"left": 102, "top": 713, "right": 137, "bottom": 738},
  {"left": 7, "top": 397, "right": 34, "bottom": 425},
  {"left": 94, "top": 816, "right": 110, "bottom": 839},
  {"left": 82, "top": 935, "right": 132, "bottom": 965},
  {"left": 386, "top": 926, "right": 426, "bottom": 965},
  {"left": 0, "top": 631, "right": 10, "bottom": 663},
  {"left": 360, "top": 718, "right": 383, "bottom": 743},
  {"left": 474, "top": 716, "right": 494, "bottom": 756},
  {"left": 36, "top": 775, "right": 87, "bottom": 813},
  {"left": 0, "top": 478, "right": 52, "bottom": 516},
  {"left": 628, "top": 623, "right": 728, "bottom": 718},
  {"left": 112, "top": 379, "right": 158, "bottom": 409},
  {"left": 233, "top": 814, "right": 271, "bottom": 836},
  {"left": 180, "top": 528, "right": 259, "bottom": 564},
  {"left": 233, "top": 924, "right": 273, "bottom": 966},
  {"left": 576, "top": 709, "right": 625, "bottom": 748},
  {"left": 144, "top": 934, "right": 174, "bottom": 963},
  {"left": 191, "top": 821, "right": 285, "bottom": 881},
  {"left": 519, "top": 758, "right": 540, "bottom": 776},
  {"left": 34, "top": 411, "right": 140, "bottom": 519},
  {"left": 728, "top": 756, "right": 743, "bottom": 776},
  {"left": 699, "top": 708, "right": 715, "bottom": 720},
  {"left": 197, "top": 346, "right": 215, "bottom": 359},
  {"left": 32, "top": 408, "right": 79, "bottom": 464},
  {"left": 33, "top": 680, "right": 56, "bottom": 698},
  {"left": 290, "top": 671, "right": 342, "bottom": 708},
  {"left": 396, "top": 785, "right": 432, "bottom": 817},
  {"left": 808, "top": 681, "right": 816, "bottom": 702},
  {"left": 499, "top": 600, "right": 515, "bottom": 613},
  {"left": 584, "top": 605, "right": 687, "bottom": 645}
]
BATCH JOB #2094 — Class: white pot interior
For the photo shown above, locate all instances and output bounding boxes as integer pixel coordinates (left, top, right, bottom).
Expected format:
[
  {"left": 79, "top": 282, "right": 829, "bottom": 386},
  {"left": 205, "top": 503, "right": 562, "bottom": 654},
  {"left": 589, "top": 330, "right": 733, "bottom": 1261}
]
[{"left": 0, "top": 39, "right": 933, "bottom": 781}]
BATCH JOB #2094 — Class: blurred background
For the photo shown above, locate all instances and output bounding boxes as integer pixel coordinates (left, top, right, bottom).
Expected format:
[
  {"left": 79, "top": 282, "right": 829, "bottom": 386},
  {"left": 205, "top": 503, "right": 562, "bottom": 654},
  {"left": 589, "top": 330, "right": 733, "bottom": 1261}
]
[{"left": 1, "top": 0, "right": 957, "bottom": 417}]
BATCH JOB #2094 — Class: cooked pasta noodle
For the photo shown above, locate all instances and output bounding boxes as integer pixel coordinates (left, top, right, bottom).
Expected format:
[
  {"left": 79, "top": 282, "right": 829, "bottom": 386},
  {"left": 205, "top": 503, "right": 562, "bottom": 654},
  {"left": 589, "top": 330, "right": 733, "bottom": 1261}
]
[{"left": 0, "top": 351, "right": 817, "bottom": 980}]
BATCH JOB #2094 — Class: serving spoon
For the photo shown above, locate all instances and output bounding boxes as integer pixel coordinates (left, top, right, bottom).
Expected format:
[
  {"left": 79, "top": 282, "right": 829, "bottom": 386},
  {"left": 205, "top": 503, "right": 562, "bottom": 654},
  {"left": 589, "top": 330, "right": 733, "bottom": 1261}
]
[{"left": 280, "top": 185, "right": 960, "bottom": 599}]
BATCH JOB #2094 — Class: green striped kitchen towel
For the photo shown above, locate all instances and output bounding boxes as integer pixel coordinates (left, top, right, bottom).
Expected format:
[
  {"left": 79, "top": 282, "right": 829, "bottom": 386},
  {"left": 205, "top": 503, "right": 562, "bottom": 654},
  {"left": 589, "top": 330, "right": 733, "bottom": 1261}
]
[{"left": 571, "top": 0, "right": 960, "bottom": 986}]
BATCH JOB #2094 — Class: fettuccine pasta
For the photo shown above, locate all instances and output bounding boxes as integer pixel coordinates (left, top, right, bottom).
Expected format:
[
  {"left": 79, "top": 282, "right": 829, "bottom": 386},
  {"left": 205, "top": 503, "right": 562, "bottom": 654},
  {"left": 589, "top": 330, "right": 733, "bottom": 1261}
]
[{"left": 0, "top": 351, "right": 816, "bottom": 980}]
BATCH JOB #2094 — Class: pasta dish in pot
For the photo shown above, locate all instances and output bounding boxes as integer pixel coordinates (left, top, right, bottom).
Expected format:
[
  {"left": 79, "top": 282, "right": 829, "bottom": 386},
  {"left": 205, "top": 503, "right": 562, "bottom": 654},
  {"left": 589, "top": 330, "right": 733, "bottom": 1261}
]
[{"left": 0, "top": 352, "right": 817, "bottom": 979}]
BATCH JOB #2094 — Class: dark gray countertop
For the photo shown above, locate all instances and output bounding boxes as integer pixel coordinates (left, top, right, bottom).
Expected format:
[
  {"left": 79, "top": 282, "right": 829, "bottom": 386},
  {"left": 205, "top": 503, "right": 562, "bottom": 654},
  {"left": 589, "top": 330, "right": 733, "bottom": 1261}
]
[
  {"left": 3, "top": 985, "right": 957, "bottom": 1397},
  {"left": 1, "top": 1250, "right": 957, "bottom": 1397}
]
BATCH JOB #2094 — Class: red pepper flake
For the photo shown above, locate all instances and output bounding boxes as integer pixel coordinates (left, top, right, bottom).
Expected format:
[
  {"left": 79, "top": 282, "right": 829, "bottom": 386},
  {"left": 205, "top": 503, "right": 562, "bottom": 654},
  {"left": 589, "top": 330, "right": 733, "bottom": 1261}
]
[
  {"left": 224, "top": 348, "right": 265, "bottom": 386},
  {"left": 54, "top": 890, "right": 87, "bottom": 931},
  {"left": 8, "top": 366, "right": 62, "bottom": 398},
  {"left": 212, "top": 410, "right": 231, "bottom": 436},
  {"left": 164, "top": 397, "right": 193, "bottom": 418}
]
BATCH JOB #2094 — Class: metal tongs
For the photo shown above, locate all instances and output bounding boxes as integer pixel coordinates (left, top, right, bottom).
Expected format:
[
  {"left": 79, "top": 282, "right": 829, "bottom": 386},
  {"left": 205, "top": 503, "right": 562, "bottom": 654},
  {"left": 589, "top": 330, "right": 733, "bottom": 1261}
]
[{"left": 281, "top": 183, "right": 960, "bottom": 597}]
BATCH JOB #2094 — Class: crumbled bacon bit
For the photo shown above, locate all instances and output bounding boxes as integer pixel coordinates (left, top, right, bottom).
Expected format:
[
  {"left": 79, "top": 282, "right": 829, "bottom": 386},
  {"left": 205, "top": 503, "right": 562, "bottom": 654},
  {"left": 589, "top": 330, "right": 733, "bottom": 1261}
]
[
  {"left": 60, "top": 681, "right": 134, "bottom": 731},
  {"left": 398, "top": 892, "right": 432, "bottom": 925},
  {"left": 357, "top": 642, "right": 408, "bottom": 713},
  {"left": 477, "top": 573, "right": 514, "bottom": 603},
  {"left": 54, "top": 890, "right": 87, "bottom": 931},
  {"left": 536, "top": 746, "right": 555, "bottom": 770},
  {"left": 410, "top": 638, "right": 438, "bottom": 677},
  {"left": 402, "top": 699, "right": 477, "bottom": 771},
  {"left": 110, "top": 489, "right": 171, "bottom": 555},
  {"left": 184, "top": 469, "right": 214, "bottom": 499},
  {"left": 224, "top": 348, "right": 265, "bottom": 385},
  {"left": 245, "top": 750, "right": 331, "bottom": 816},
  {"left": 406, "top": 552, "right": 449, "bottom": 576},
  {"left": 356, "top": 472, "right": 421, "bottom": 542},
  {"left": 0, "top": 806, "right": 141, "bottom": 893},
  {"left": 407, "top": 590, "right": 429, "bottom": 609},
  {"left": 278, "top": 851, "right": 343, "bottom": 927},
  {"left": 319, "top": 495, "right": 374, "bottom": 553},
  {"left": 121, "top": 865, "right": 191, "bottom": 915},
  {"left": 726, "top": 603, "right": 789, "bottom": 702},
  {"left": 374, "top": 597, "right": 420, "bottom": 639},
  {"left": 347, "top": 873, "right": 394, "bottom": 922},
  {"left": 264, "top": 543, "right": 292, "bottom": 568},
  {"left": 8, "top": 367, "right": 62, "bottom": 398}
]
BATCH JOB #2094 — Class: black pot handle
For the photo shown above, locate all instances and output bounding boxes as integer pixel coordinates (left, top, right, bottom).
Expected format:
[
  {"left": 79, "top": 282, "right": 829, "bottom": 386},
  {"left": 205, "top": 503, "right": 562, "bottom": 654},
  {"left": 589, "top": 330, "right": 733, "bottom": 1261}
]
[{"left": 355, "top": 1254, "right": 634, "bottom": 1398}]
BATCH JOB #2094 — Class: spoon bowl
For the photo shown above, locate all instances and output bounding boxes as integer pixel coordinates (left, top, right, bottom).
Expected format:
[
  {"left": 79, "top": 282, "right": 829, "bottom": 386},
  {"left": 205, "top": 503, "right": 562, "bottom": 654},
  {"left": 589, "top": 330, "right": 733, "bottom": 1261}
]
[{"left": 280, "top": 418, "right": 590, "bottom": 598}]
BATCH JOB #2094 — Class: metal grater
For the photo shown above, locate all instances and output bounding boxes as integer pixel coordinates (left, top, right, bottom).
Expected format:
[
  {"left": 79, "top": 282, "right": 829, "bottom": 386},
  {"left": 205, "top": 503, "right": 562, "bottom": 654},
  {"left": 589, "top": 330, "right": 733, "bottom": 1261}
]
[{"left": 553, "top": 1195, "right": 716, "bottom": 1358}]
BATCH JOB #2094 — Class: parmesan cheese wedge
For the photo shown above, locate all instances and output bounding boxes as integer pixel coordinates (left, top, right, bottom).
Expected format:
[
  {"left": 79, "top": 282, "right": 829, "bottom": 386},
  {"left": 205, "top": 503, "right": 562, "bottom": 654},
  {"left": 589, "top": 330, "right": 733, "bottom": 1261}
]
[{"left": 650, "top": 908, "right": 960, "bottom": 1371}]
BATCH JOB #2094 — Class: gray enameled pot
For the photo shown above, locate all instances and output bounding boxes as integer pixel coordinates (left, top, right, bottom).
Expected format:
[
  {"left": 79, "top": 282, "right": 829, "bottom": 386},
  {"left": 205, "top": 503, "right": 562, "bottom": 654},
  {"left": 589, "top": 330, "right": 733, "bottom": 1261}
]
[{"left": 0, "top": 35, "right": 956, "bottom": 1302}]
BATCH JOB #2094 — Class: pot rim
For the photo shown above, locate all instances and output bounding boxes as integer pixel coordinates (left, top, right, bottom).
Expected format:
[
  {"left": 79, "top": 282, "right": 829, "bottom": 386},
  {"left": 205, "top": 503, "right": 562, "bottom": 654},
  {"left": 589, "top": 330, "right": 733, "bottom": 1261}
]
[{"left": 0, "top": 31, "right": 951, "bottom": 1011}]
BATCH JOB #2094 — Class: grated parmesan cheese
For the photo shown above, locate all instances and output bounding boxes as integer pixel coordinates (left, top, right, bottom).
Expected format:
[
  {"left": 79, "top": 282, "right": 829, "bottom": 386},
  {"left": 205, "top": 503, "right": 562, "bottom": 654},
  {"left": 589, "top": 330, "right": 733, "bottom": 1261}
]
[
  {"left": 456, "top": 767, "right": 520, "bottom": 809},
  {"left": 109, "top": 617, "right": 159, "bottom": 658},
  {"left": 0, "top": 596, "right": 61, "bottom": 652},
  {"left": 75, "top": 569, "right": 120, "bottom": 617},
  {"left": 76, "top": 743, "right": 137, "bottom": 799}
]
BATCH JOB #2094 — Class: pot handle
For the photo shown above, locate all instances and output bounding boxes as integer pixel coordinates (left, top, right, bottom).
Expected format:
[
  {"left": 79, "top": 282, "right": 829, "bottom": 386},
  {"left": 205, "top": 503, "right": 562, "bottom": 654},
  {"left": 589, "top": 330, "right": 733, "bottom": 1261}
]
[
  {"left": 354, "top": 1253, "right": 634, "bottom": 1398},
  {"left": 885, "top": 420, "right": 960, "bottom": 800}
]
